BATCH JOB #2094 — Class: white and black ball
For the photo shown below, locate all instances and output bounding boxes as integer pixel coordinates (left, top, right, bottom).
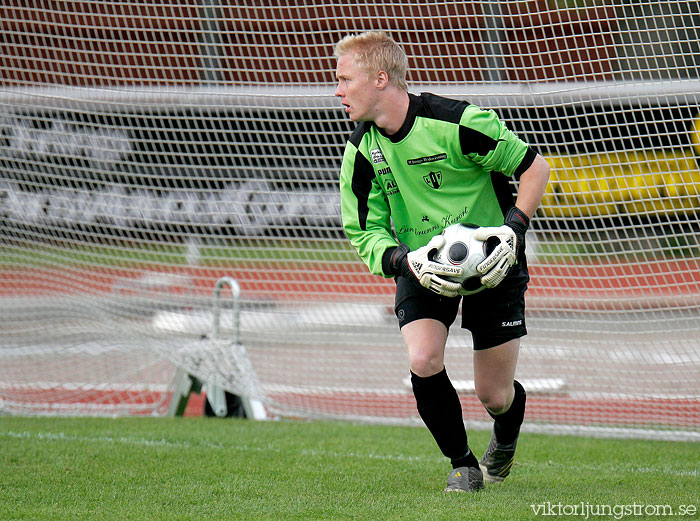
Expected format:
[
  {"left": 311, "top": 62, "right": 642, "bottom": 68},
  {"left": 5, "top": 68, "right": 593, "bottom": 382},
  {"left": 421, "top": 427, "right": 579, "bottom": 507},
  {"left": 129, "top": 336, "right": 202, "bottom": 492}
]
[{"left": 432, "top": 223, "right": 492, "bottom": 295}]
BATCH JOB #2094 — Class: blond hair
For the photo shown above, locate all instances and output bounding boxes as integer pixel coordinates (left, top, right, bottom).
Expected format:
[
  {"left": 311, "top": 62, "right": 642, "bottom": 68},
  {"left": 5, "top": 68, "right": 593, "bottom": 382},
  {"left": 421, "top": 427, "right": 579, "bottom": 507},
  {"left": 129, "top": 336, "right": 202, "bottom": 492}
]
[{"left": 334, "top": 31, "right": 408, "bottom": 91}]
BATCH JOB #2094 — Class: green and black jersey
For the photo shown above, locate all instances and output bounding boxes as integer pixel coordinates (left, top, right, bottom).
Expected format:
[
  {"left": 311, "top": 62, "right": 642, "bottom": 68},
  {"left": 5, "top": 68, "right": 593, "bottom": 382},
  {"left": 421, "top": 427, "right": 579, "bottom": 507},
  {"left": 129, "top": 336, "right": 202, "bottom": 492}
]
[{"left": 339, "top": 92, "right": 536, "bottom": 278}]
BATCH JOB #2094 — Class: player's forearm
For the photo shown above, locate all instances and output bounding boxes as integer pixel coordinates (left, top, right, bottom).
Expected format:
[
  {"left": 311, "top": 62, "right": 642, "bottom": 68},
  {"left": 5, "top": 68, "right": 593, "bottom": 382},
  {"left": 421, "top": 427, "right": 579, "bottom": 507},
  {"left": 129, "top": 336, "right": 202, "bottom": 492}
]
[
  {"left": 514, "top": 153, "right": 550, "bottom": 218},
  {"left": 344, "top": 224, "right": 399, "bottom": 277}
]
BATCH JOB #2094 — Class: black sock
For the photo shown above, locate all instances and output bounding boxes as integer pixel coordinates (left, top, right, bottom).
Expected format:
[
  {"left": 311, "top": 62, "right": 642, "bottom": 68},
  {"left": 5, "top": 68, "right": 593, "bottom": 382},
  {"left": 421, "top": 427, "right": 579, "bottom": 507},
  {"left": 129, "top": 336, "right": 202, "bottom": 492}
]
[
  {"left": 450, "top": 449, "right": 479, "bottom": 470},
  {"left": 411, "top": 368, "right": 476, "bottom": 467},
  {"left": 487, "top": 380, "right": 526, "bottom": 446}
]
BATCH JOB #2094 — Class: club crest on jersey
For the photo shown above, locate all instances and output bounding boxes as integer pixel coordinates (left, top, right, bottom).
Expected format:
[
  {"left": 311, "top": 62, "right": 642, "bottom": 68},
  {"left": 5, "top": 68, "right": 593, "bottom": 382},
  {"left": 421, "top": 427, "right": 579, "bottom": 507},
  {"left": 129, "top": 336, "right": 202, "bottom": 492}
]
[
  {"left": 423, "top": 171, "right": 442, "bottom": 189},
  {"left": 370, "top": 148, "right": 386, "bottom": 164}
]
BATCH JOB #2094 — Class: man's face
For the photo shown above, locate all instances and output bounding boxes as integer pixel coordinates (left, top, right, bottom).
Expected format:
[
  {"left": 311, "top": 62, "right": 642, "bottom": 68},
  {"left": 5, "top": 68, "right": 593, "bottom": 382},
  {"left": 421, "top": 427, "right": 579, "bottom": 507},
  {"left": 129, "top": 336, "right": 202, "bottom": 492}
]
[{"left": 335, "top": 52, "right": 379, "bottom": 122}]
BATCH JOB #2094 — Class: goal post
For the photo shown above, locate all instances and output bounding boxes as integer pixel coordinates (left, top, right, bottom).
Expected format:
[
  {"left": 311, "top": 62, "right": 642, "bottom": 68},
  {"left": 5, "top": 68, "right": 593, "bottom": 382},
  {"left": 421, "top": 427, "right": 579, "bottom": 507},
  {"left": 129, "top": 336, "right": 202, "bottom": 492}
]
[{"left": 1, "top": 1, "right": 699, "bottom": 439}]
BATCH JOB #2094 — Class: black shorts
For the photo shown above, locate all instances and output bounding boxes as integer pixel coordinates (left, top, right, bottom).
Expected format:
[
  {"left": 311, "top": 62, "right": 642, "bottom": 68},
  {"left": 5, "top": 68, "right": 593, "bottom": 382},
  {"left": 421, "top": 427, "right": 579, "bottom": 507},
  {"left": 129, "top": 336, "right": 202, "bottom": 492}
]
[{"left": 393, "top": 276, "right": 527, "bottom": 350}]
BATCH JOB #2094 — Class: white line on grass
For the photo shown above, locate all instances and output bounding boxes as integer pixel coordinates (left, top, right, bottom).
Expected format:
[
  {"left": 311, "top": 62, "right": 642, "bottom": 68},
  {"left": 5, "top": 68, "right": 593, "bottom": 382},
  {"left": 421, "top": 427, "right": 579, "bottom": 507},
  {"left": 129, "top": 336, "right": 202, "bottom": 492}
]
[
  {"left": 2, "top": 429, "right": 697, "bottom": 477},
  {"left": 0, "top": 430, "right": 433, "bottom": 464}
]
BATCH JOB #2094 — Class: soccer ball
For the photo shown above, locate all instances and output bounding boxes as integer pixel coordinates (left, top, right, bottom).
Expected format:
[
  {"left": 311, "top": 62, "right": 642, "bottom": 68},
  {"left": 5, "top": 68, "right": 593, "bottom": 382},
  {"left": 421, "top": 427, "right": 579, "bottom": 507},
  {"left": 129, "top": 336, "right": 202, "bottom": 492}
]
[{"left": 432, "top": 223, "right": 490, "bottom": 295}]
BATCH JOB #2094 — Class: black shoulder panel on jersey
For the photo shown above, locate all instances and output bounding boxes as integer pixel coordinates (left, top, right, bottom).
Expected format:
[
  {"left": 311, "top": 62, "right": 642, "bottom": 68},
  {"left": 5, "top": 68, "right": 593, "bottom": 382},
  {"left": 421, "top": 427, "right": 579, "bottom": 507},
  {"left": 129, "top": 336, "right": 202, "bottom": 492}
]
[
  {"left": 350, "top": 147, "right": 375, "bottom": 231},
  {"left": 490, "top": 171, "right": 516, "bottom": 217},
  {"left": 459, "top": 125, "right": 501, "bottom": 157},
  {"left": 348, "top": 121, "right": 373, "bottom": 148},
  {"left": 513, "top": 147, "right": 537, "bottom": 180},
  {"left": 416, "top": 92, "right": 468, "bottom": 125},
  {"left": 417, "top": 92, "right": 500, "bottom": 156}
]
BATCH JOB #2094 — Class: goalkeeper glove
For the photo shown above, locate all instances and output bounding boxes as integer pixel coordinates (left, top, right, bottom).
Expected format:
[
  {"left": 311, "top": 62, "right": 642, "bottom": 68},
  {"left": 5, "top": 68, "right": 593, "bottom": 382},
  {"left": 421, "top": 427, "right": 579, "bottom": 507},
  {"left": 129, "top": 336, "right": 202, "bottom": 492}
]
[
  {"left": 388, "top": 235, "right": 463, "bottom": 298},
  {"left": 503, "top": 206, "right": 529, "bottom": 259},
  {"left": 473, "top": 206, "right": 530, "bottom": 289}
]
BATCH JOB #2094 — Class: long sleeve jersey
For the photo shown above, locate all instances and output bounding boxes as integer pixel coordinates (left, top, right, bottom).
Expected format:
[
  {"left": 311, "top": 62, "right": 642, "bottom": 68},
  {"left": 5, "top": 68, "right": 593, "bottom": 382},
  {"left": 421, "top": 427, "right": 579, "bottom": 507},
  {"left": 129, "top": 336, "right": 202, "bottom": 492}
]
[{"left": 339, "top": 92, "right": 536, "bottom": 278}]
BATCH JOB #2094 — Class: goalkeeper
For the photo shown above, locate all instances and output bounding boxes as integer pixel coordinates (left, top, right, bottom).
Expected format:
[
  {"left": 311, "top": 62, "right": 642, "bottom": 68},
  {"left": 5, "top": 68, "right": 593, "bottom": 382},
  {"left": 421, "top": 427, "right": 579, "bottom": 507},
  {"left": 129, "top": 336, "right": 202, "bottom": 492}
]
[{"left": 335, "top": 31, "right": 550, "bottom": 492}]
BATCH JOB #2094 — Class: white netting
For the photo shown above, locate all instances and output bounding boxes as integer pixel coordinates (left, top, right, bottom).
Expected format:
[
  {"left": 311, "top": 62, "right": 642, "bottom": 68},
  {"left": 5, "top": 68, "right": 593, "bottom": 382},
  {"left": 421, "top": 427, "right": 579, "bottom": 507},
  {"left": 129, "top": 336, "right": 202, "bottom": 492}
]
[{"left": 1, "top": 1, "right": 699, "bottom": 439}]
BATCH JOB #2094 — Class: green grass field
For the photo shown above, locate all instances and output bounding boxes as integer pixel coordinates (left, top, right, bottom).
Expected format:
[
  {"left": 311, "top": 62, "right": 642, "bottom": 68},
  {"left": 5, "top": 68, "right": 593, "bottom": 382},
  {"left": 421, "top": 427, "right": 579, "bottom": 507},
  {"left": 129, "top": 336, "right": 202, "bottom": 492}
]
[
  {"left": 1, "top": 417, "right": 698, "bottom": 521},
  {"left": 3, "top": 231, "right": 697, "bottom": 270}
]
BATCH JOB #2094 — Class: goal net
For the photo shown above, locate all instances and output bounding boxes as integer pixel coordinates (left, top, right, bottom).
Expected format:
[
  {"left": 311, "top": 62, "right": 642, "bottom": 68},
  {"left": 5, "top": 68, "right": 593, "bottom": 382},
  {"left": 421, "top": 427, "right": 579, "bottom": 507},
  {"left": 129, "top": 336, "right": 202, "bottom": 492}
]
[{"left": 1, "top": 1, "right": 699, "bottom": 440}]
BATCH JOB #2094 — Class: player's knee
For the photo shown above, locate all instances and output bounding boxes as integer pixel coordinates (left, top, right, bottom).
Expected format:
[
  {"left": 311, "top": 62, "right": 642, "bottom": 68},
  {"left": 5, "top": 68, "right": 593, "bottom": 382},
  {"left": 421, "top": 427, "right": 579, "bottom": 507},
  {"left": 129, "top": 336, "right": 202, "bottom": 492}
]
[
  {"left": 476, "top": 386, "right": 512, "bottom": 415},
  {"left": 409, "top": 351, "right": 444, "bottom": 378}
]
